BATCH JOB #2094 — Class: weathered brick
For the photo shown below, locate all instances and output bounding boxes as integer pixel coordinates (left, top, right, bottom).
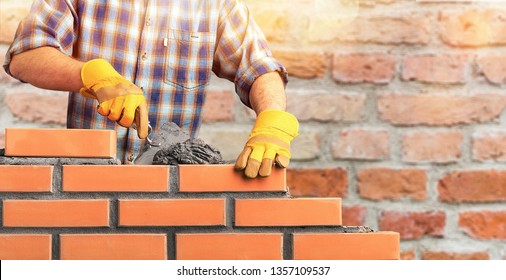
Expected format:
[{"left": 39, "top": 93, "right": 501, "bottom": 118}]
[
  {"left": 0, "top": 3, "right": 31, "bottom": 43},
  {"left": 272, "top": 49, "right": 326, "bottom": 79},
  {"left": 198, "top": 127, "right": 320, "bottom": 161},
  {"left": 332, "top": 129, "right": 389, "bottom": 160},
  {"left": 378, "top": 93, "right": 506, "bottom": 126},
  {"left": 332, "top": 53, "right": 396, "bottom": 84},
  {"left": 342, "top": 205, "right": 366, "bottom": 226},
  {"left": 400, "top": 250, "right": 415, "bottom": 260},
  {"left": 439, "top": 9, "right": 506, "bottom": 47},
  {"left": 249, "top": 8, "right": 289, "bottom": 43},
  {"left": 422, "top": 251, "right": 489, "bottom": 260},
  {"left": 287, "top": 168, "right": 347, "bottom": 198},
  {"left": 477, "top": 54, "right": 506, "bottom": 85},
  {"left": 287, "top": 91, "right": 366, "bottom": 122},
  {"left": 472, "top": 130, "right": 506, "bottom": 161},
  {"left": 459, "top": 211, "right": 506, "bottom": 239},
  {"left": 202, "top": 90, "right": 234, "bottom": 123},
  {"left": 336, "top": 14, "right": 431, "bottom": 45},
  {"left": 402, "top": 54, "right": 469, "bottom": 84},
  {"left": 379, "top": 211, "right": 445, "bottom": 240},
  {"left": 402, "top": 130, "right": 463, "bottom": 163},
  {"left": 438, "top": 170, "right": 506, "bottom": 202},
  {"left": 358, "top": 168, "right": 427, "bottom": 201},
  {"left": 5, "top": 90, "right": 68, "bottom": 125}
]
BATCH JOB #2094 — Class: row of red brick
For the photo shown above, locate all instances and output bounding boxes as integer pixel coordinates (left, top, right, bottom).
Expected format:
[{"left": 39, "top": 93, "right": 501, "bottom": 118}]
[
  {"left": 0, "top": 232, "right": 399, "bottom": 260},
  {"left": 2, "top": 198, "right": 341, "bottom": 227}
]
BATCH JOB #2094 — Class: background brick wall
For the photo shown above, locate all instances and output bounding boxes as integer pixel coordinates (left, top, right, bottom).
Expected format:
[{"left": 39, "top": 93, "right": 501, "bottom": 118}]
[{"left": 1, "top": 0, "right": 505, "bottom": 259}]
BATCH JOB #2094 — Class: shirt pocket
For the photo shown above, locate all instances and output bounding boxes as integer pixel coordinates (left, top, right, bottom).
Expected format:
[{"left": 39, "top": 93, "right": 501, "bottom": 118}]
[{"left": 163, "top": 30, "right": 216, "bottom": 90}]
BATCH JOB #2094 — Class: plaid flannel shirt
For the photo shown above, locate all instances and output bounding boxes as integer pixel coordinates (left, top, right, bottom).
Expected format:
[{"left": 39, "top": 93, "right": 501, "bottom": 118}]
[{"left": 4, "top": 0, "right": 286, "bottom": 163}]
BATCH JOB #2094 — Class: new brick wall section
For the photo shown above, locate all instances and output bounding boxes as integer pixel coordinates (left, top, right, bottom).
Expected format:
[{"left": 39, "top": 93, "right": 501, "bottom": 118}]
[
  {"left": 2, "top": 0, "right": 506, "bottom": 260},
  {"left": 0, "top": 128, "right": 399, "bottom": 260}
]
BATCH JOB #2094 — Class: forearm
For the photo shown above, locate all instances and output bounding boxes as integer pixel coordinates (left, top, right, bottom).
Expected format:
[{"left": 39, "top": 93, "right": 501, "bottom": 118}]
[
  {"left": 9, "top": 47, "right": 84, "bottom": 92},
  {"left": 248, "top": 72, "right": 286, "bottom": 114}
]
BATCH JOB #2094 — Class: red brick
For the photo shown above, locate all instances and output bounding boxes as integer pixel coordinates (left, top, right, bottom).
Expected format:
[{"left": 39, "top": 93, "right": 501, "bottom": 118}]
[
  {"left": 235, "top": 198, "right": 342, "bottom": 226},
  {"left": 332, "top": 53, "right": 396, "bottom": 84},
  {"left": 3, "top": 200, "right": 109, "bottom": 227},
  {"left": 287, "top": 91, "right": 366, "bottom": 122},
  {"left": 6, "top": 90, "right": 68, "bottom": 125},
  {"left": 0, "top": 165, "right": 52, "bottom": 192},
  {"left": 378, "top": 93, "right": 506, "bottom": 126},
  {"left": 272, "top": 49, "right": 326, "bottom": 79},
  {"left": 342, "top": 205, "right": 366, "bottom": 226},
  {"left": 202, "top": 90, "right": 234, "bottom": 123},
  {"left": 63, "top": 165, "right": 169, "bottom": 192},
  {"left": 0, "top": 3, "right": 31, "bottom": 43},
  {"left": 400, "top": 250, "right": 415, "bottom": 260},
  {"left": 332, "top": 129, "right": 389, "bottom": 160},
  {"left": 358, "top": 168, "right": 427, "bottom": 201},
  {"left": 176, "top": 233, "right": 283, "bottom": 260},
  {"left": 402, "top": 54, "right": 469, "bottom": 84},
  {"left": 118, "top": 199, "right": 225, "bottom": 226},
  {"left": 60, "top": 234, "right": 166, "bottom": 260},
  {"left": 477, "top": 54, "right": 506, "bottom": 84},
  {"left": 336, "top": 14, "right": 430, "bottom": 45},
  {"left": 286, "top": 168, "right": 347, "bottom": 198},
  {"left": 459, "top": 211, "right": 506, "bottom": 240},
  {"left": 178, "top": 164, "right": 286, "bottom": 192},
  {"left": 293, "top": 232, "right": 400, "bottom": 260},
  {"left": 472, "top": 130, "right": 506, "bottom": 161},
  {"left": 0, "top": 234, "right": 52, "bottom": 260},
  {"left": 422, "top": 251, "right": 489, "bottom": 260},
  {"left": 5, "top": 128, "right": 117, "bottom": 158},
  {"left": 439, "top": 9, "right": 506, "bottom": 47},
  {"left": 438, "top": 170, "right": 506, "bottom": 202},
  {"left": 250, "top": 9, "right": 288, "bottom": 43},
  {"left": 379, "top": 211, "right": 445, "bottom": 240},
  {"left": 402, "top": 130, "right": 463, "bottom": 163}
]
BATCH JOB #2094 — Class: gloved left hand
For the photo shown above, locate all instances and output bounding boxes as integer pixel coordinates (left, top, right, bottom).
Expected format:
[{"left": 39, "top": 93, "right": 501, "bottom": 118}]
[{"left": 235, "top": 110, "right": 299, "bottom": 178}]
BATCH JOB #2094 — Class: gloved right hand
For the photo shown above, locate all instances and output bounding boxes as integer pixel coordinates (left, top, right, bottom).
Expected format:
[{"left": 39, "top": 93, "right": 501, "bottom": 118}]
[{"left": 80, "top": 58, "right": 149, "bottom": 139}]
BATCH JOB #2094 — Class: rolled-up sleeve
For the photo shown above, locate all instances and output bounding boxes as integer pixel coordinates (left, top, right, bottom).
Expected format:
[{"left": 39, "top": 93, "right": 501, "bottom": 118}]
[
  {"left": 3, "top": 0, "right": 78, "bottom": 76},
  {"left": 213, "top": 0, "right": 287, "bottom": 108}
]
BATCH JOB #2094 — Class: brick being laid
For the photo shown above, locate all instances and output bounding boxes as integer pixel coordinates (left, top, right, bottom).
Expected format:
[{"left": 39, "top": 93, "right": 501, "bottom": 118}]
[
  {"left": 178, "top": 164, "right": 286, "bottom": 192},
  {"left": 4, "top": 128, "right": 116, "bottom": 158}
]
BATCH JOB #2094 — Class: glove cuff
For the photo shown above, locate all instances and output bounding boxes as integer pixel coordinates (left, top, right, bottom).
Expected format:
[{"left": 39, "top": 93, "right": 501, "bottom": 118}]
[
  {"left": 81, "top": 59, "right": 124, "bottom": 91},
  {"left": 253, "top": 110, "right": 299, "bottom": 139}
]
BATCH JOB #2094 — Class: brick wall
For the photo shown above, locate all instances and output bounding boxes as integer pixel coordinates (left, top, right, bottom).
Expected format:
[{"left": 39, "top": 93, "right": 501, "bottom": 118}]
[
  {"left": 1, "top": 0, "right": 505, "bottom": 259},
  {"left": 0, "top": 128, "right": 399, "bottom": 260}
]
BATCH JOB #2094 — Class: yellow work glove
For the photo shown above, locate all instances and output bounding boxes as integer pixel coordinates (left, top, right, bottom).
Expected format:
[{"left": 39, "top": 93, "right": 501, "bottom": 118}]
[
  {"left": 235, "top": 110, "right": 299, "bottom": 178},
  {"left": 80, "top": 58, "right": 149, "bottom": 139}
]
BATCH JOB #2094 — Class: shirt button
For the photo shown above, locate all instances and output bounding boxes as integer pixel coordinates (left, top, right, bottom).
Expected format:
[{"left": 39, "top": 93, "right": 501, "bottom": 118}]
[
  {"left": 146, "top": 18, "right": 151, "bottom": 26},
  {"left": 141, "top": 53, "right": 148, "bottom": 61}
]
